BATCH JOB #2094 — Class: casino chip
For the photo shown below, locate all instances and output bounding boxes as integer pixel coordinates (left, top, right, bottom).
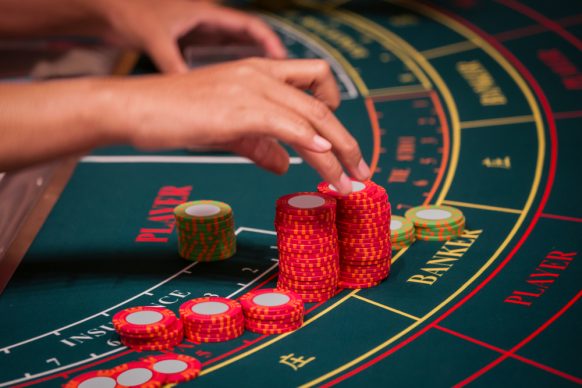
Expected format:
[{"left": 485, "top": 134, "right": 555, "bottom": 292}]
[
  {"left": 274, "top": 192, "right": 340, "bottom": 302},
  {"left": 390, "top": 215, "right": 416, "bottom": 250},
  {"left": 112, "top": 361, "right": 166, "bottom": 387},
  {"left": 63, "top": 369, "right": 119, "bottom": 388},
  {"left": 317, "top": 180, "right": 392, "bottom": 289},
  {"left": 174, "top": 200, "right": 236, "bottom": 262},
  {"left": 405, "top": 205, "right": 465, "bottom": 241},
  {"left": 180, "top": 297, "right": 245, "bottom": 342},
  {"left": 141, "top": 353, "right": 202, "bottom": 384},
  {"left": 113, "top": 306, "right": 183, "bottom": 351},
  {"left": 241, "top": 288, "right": 304, "bottom": 334}
]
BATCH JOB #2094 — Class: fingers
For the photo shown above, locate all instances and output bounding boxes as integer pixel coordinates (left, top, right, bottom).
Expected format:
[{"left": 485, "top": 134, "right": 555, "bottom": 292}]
[
  {"left": 242, "top": 99, "right": 334, "bottom": 154},
  {"left": 229, "top": 137, "right": 290, "bottom": 175},
  {"left": 294, "top": 147, "right": 353, "bottom": 195},
  {"left": 242, "top": 16, "right": 287, "bottom": 59},
  {"left": 145, "top": 32, "right": 189, "bottom": 74},
  {"left": 256, "top": 59, "right": 341, "bottom": 110},
  {"left": 200, "top": 6, "right": 287, "bottom": 59},
  {"left": 259, "top": 77, "right": 370, "bottom": 181}
]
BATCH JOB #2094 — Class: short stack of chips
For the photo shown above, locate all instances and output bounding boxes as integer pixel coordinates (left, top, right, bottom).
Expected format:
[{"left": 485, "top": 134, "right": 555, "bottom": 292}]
[
  {"left": 241, "top": 288, "right": 304, "bottom": 334},
  {"left": 274, "top": 192, "right": 340, "bottom": 302},
  {"left": 318, "top": 180, "right": 391, "bottom": 289},
  {"left": 174, "top": 200, "right": 236, "bottom": 262},
  {"left": 64, "top": 353, "right": 202, "bottom": 387},
  {"left": 141, "top": 354, "right": 202, "bottom": 384},
  {"left": 405, "top": 205, "right": 465, "bottom": 241},
  {"left": 390, "top": 215, "right": 416, "bottom": 250},
  {"left": 113, "top": 306, "right": 183, "bottom": 351},
  {"left": 180, "top": 297, "right": 244, "bottom": 342}
]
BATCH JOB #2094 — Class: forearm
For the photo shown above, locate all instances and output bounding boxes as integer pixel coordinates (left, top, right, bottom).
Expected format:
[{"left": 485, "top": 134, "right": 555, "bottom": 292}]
[
  {"left": 0, "top": 78, "right": 128, "bottom": 171},
  {"left": 0, "top": 0, "right": 110, "bottom": 38}
]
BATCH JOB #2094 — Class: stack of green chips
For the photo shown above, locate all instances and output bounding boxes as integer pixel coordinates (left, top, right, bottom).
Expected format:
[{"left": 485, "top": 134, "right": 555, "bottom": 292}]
[
  {"left": 174, "top": 200, "right": 236, "bottom": 261},
  {"left": 405, "top": 205, "right": 465, "bottom": 242},
  {"left": 390, "top": 215, "right": 416, "bottom": 250}
]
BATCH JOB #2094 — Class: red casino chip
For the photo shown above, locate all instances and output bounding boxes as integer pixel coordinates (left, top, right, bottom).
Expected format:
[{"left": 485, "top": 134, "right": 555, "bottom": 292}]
[
  {"left": 179, "top": 297, "right": 242, "bottom": 324},
  {"left": 64, "top": 369, "right": 119, "bottom": 388},
  {"left": 112, "top": 361, "right": 166, "bottom": 388},
  {"left": 240, "top": 289, "right": 303, "bottom": 315},
  {"left": 113, "top": 306, "right": 178, "bottom": 336},
  {"left": 276, "top": 192, "right": 336, "bottom": 215},
  {"left": 141, "top": 354, "right": 202, "bottom": 384}
]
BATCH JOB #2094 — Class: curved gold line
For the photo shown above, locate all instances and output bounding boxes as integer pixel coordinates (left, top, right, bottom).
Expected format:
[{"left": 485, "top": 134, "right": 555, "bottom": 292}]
[
  {"left": 300, "top": 2, "right": 546, "bottom": 386},
  {"left": 330, "top": 10, "right": 461, "bottom": 205},
  {"left": 267, "top": 14, "right": 370, "bottom": 96}
]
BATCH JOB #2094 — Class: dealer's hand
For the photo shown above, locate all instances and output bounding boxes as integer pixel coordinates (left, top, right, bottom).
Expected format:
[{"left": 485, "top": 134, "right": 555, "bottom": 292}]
[
  {"left": 98, "top": 0, "right": 287, "bottom": 73},
  {"left": 114, "top": 58, "right": 370, "bottom": 193}
]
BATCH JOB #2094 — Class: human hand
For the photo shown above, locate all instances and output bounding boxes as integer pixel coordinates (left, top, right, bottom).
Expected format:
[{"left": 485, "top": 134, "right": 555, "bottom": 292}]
[
  {"left": 97, "top": 0, "right": 286, "bottom": 73},
  {"left": 110, "top": 58, "right": 370, "bottom": 193}
]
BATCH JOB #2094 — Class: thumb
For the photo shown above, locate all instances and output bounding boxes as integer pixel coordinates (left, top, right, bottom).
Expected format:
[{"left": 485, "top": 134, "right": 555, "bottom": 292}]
[{"left": 145, "top": 33, "right": 188, "bottom": 74}]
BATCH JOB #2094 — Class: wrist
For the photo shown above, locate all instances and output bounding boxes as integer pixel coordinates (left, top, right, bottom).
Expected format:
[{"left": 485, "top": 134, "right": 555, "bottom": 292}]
[{"left": 83, "top": 78, "right": 134, "bottom": 146}]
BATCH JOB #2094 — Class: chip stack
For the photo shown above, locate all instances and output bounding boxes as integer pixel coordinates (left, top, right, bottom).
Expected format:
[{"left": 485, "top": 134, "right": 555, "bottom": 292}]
[
  {"left": 318, "top": 180, "right": 391, "bottom": 289},
  {"left": 274, "top": 192, "right": 340, "bottom": 302},
  {"left": 174, "top": 200, "right": 236, "bottom": 262},
  {"left": 405, "top": 205, "right": 465, "bottom": 241},
  {"left": 390, "top": 215, "right": 416, "bottom": 250},
  {"left": 141, "top": 354, "right": 202, "bottom": 384},
  {"left": 113, "top": 306, "right": 183, "bottom": 351},
  {"left": 241, "top": 289, "right": 304, "bottom": 334},
  {"left": 111, "top": 361, "right": 166, "bottom": 388},
  {"left": 180, "top": 297, "right": 245, "bottom": 342},
  {"left": 65, "top": 354, "right": 203, "bottom": 388}
]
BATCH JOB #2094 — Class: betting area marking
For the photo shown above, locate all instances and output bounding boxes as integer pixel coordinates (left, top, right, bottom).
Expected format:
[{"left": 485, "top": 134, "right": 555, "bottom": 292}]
[
  {"left": 81, "top": 156, "right": 304, "bottom": 165},
  {"left": 0, "top": 227, "right": 280, "bottom": 388}
]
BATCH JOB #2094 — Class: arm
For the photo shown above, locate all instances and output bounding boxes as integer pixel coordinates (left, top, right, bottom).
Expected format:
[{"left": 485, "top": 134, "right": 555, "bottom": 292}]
[
  {"left": 0, "top": 0, "right": 286, "bottom": 73},
  {"left": 0, "top": 59, "right": 371, "bottom": 193}
]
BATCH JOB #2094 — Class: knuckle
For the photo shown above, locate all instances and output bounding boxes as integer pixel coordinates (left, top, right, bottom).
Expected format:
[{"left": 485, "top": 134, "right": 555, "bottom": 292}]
[
  {"left": 338, "top": 138, "right": 361, "bottom": 161},
  {"left": 311, "top": 99, "right": 330, "bottom": 121},
  {"left": 313, "top": 59, "right": 332, "bottom": 76}
]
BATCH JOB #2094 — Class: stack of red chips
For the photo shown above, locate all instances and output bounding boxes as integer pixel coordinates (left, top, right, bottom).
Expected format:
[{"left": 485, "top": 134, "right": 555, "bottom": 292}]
[
  {"left": 317, "top": 180, "right": 391, "bottom": 288},
  {"left": 274, "top": 192, "right": 340, "bottom": 302},
  {"left": 64, "top": 353, "right": 202, "bottom": 387},
  {"left": 241, "top": 288, "right": 304, "bottom": 334},
  {"left": 112, "top": 306, "right": 183, "bottom": 351},
  {"left": 179, "top": 297, "right": 244, "bottom": 342}
]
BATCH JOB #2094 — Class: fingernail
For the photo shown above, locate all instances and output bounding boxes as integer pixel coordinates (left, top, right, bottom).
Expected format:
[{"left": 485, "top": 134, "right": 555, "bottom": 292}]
[
  {"left": 358, "top": 159, "right": 371, "bottom": 179},
  {"left": 338, "top": 173, "right": 352, "bottom": 194},
  {"left": 312, "top": 135, "right": 332, "bottom": 151}
]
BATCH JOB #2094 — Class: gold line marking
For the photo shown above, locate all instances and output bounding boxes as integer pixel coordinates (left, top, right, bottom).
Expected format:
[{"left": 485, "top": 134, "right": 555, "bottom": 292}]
[
  {"left": 368, "top": 84, "right": 429, "bottom": 98},
  {"left": 266, "top": 14, "right": 369, "bottom": 97},
  {"left": 352, "top": 295, "right": 420, "bottom": 321},
  {"left": 442, "top": 200, "right": 523, "bottom": 215},
  {"left": 461, "top": 115, "right": 535, "bottom": 129},
  {"left": 199, "top": 289, "right": 360, "bottom": 376},
  {"left": 421, "top": 40, "right": 477, "bottom": 59},
  {"left": 391, "top": 246, "right": 408, "bottom": 264},
  {"left": 299, "top": 1, "right": 546, "bottom": 385}
]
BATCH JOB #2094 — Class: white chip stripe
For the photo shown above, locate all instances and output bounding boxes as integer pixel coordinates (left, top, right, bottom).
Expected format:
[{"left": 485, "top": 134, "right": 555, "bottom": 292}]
[
  {"left": 390, "top": 219, "right": 403, "bottom": 230},
  {"left": 185, "top": 204, "right": 221, "bottom": 217},
  {"left": 78, "top": 377, "right": 116, "bottom": 388},
  {"left": 191, "top": 301, "right": 229, "bottom": 315},
  {"left": 153, "top": 359, "right": 189, "bottom": 374},
  {"left": 288, "top": 195, "right": 325, "bottom": 209},
  {"left": 116, "top": 368, "right": 153, "bottom": 386},
  {"left": 416, "top": 209, "right": 452, "bottom": 220},
  {"left": 126, "top": 311, "right": 163, "bottom": 325},
  {"left": 329, "top": 181, "right": 366, "bottom": 193},
  {"left": 252, "top": 293, "right": 290, "bottom": 307}
]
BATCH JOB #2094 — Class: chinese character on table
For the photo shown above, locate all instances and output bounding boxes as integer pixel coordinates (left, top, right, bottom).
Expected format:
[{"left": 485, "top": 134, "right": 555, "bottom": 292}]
[{"left": 279, "top": 353, "right": 315, "bottom": 371}]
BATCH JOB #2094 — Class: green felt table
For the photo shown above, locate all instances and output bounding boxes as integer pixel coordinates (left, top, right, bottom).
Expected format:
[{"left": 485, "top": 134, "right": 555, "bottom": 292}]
[{"left": 1, "top": 0, "right": 581, "bottom": 386}]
